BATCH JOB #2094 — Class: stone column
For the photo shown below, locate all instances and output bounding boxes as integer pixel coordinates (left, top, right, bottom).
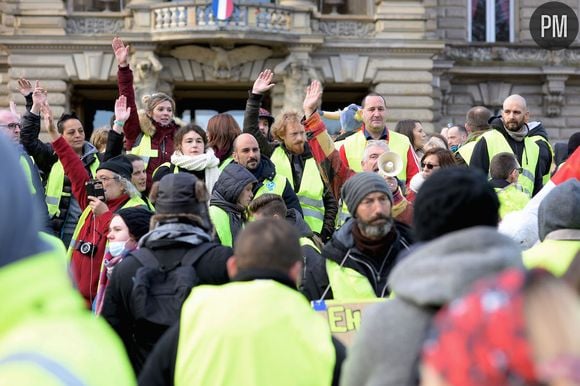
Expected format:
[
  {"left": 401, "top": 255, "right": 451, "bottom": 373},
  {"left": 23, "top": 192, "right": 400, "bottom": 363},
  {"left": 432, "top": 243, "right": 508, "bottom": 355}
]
[{"left": 274, "top": 47, "right": 318, "bottom": 113}]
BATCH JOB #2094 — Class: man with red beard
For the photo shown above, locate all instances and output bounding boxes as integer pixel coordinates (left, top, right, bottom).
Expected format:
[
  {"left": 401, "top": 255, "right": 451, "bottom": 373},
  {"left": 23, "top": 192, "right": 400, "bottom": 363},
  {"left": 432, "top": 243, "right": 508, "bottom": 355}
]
[
  {"left": 301, "top": 172, "right": 413, "bottom": 301},
  {"left": 470, "top": 94, "right": 549, "bottom": 197}
]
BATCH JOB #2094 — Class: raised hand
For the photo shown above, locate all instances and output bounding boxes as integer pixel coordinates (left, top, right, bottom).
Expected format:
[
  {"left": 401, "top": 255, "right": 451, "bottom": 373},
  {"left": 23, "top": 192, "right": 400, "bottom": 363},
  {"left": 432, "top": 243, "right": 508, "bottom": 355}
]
[
  {"left": 252, "top": 69, "right": 276, "bottom": 95},
  {"left": 112, "top": 36, "right": 130, "bottom": 67},
  {"left": 303, "top": 79, "right": 323, "bottom": 117},
  {"left": 9, "top": 101, "right": 20, "bottom": 120},
  {"left": 31, "top": 81, "right": 48, "bottom": 115},
  {"left": 40, "top": 101, "right": 59, "bottom": 141},
  {"left": 114, "top": 95, "right": 131, "bottom": 122},
  {"left": 17, "top": 78, "right": 33, "bottom": 96}
]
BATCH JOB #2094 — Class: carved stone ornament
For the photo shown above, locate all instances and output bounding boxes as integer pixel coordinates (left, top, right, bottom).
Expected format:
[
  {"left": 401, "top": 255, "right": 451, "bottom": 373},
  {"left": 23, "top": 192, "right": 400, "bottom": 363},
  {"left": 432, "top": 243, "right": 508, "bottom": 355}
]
[
  {"left": 312, "top": 20, "right": 375, "bottom": 37},
  {"left": 65, "top": 17, "right": 123, "bottom": 34},
  {"left": 543, "top": 75, "right": 568, "bottom": 117}
]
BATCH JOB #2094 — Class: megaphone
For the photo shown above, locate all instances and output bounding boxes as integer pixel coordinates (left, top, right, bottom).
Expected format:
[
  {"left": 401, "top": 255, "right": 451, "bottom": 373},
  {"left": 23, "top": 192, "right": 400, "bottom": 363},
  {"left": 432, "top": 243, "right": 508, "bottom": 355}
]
[{"left": 377, "top": 151, "right": 403, "bottom": 177}]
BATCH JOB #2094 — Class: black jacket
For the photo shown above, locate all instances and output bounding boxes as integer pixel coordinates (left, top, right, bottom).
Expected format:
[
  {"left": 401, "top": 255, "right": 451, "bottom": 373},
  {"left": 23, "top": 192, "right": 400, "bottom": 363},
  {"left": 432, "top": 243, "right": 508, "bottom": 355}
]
[
  {"left": 101, "top": 233, "right": 232, "bottom": 375},
  {"left": 138, "top": 269, "right": 346, "bottom": 386},
  {"left": 302, "top": 219, "right": 413, "bottom": 301}
]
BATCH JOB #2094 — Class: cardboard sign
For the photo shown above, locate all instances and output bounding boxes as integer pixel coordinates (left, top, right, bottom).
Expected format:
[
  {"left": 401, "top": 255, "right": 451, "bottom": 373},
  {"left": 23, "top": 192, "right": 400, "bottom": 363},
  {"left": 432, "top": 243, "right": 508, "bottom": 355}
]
[{"left": 313, "top": 298, "right": 385, "bottom": 346}]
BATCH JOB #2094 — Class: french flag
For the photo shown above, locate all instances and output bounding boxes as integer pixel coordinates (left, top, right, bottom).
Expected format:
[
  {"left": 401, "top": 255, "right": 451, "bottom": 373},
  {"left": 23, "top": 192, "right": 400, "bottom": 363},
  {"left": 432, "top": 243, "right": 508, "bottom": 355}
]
[{"left": 213, "top": 0, "right": 234, "bottom": 20}]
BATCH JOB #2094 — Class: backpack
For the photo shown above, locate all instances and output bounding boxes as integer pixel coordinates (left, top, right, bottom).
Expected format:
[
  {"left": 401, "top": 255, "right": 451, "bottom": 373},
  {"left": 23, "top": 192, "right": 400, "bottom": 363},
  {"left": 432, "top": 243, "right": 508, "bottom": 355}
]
[{"left": 130, "top": 243, "right": 215, "bottom": 328}]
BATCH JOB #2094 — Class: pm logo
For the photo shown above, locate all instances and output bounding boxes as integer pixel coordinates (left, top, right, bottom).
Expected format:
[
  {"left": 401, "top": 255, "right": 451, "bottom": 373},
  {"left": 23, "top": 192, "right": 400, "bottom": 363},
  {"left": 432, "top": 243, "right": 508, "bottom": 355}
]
[{"left": 530, "top": 1, "right": 579, "bottom": 50}]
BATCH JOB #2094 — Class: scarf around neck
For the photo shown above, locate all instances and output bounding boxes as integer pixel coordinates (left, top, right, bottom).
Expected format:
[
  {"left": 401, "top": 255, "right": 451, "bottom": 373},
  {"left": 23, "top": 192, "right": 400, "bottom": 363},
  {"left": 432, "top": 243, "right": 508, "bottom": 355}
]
[
  {"left": 171, "top": 148, "right": 221, "bottom": 193},
  {"left": 504, "top": 124, "right": 529, "bottom": 142}
]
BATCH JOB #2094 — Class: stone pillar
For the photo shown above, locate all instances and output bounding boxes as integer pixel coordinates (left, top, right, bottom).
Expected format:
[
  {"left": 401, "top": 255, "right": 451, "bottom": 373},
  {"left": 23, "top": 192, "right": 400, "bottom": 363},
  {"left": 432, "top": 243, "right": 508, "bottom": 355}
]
[{"left": 274, "top": 46, "right": 318, "bottom": 113}]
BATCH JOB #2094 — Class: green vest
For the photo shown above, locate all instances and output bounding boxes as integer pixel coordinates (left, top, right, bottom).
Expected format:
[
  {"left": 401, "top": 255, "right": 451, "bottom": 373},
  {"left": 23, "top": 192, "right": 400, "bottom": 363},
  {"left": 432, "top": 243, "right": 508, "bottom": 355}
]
[
  {"left": 0, "top": 251, "right": 135, "bottom": 385},
  {"left": 300, "top": 236, "right": 320, "bottom": 253},
  {"left": 483, "top": 130, "right": 539, "bottom": 197},
  {"left": 19, "top": 154, "right": 36, "bottom": 195},
  {"left": 218, "top": 156, "right": 234, "bottom": 171},
  {"left": 340, "top": 130, "right": 411, "bottom": 182},
  {"left": 523, "top": 230, "right": 580, "bottom": 276},
  {"left": 175, "top": 280, "right": 335, "bottom": 386},
  {"left": 209, "top": 205, "right": 234, "bottom": 247},
  {"left": 128, "top": 134, "right": 158, "bottom": 169},
  {"left": 325, "top": 259, "right": 377, "bottom": 300},
  {"left": 46, "top": 159, "right": 99, "bottom": 217},
  {"left": 67, "top": 195, "right": 147, "bottom": 260},
  {"left": 495, "top": 184, "right": 530, "bottom": 219},
  {"left": 270, "top": 147, "right": 325, "bottom": 233},
  {"left": 254, "top": 173, "right": 287, "bottom": 198},
  {"left": 457, "top": 141, "right": 478, "bottom": 166},
  {"left": 529, "top": 135, "right": 554, "bottom": 185}
]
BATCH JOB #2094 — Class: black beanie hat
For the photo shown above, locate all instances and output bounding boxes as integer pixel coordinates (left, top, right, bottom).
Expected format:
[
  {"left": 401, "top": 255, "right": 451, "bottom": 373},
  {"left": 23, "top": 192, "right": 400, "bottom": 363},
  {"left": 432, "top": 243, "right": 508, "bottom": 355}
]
[
  {"left": 413, "top": 167, "right": 500, "bottom": 242},
  {"left": 97, "top": 155, "right": 133, "bottom": 181},
  {"left": 116, "top": 207, "right": 152, "bottom": 241},
  {"left": 341, "top": 172, "right": 393, "bottom": 217}
]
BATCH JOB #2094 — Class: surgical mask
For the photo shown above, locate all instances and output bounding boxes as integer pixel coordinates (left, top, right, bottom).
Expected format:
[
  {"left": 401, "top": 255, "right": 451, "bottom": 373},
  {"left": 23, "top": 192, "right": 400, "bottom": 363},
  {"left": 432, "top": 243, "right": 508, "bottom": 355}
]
[
  {"left": 108, "top": 241, "right": 127, "bottom": 257},
  {"left": 450, "top": 144, "right": 459, "bottom": 152}
]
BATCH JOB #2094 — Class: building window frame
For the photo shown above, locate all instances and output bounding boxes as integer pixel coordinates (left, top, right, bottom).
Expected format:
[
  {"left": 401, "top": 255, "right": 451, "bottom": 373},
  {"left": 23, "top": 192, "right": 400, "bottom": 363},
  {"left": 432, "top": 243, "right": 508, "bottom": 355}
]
[{"left": 467, "top": 0, "right": 515, "bottom": 43}]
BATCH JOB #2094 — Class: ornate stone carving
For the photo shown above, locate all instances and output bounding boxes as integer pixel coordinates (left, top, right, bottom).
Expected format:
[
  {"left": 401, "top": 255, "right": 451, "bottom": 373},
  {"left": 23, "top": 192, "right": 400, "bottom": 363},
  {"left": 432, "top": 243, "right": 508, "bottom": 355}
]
[
  {"left": 312, "top": 20, "right": 375, "bottom": 37},
  {"left": 130, "top": 51, "right": 169, "bottom": 110},
  {"left": 170, "top": 45, "right": 273, "bottom": 79},
  {"left": 274, "top": 51, "right": 319, "bottom": 112},
  {"left": 445, "top": 46, "right": 580, "bottom": 66},
  {"left": 65, "top": 17, "right": 123, "bottom": 34},
  {"left": 543, "top": 75, "right": 568, "bottom": 117}
]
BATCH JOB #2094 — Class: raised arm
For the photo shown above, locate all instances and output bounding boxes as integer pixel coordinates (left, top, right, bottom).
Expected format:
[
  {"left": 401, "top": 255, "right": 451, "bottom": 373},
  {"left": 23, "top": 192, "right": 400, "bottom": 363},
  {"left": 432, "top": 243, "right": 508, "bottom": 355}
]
[
  {"left": 112, "top": 37, "right": 140, "bottom": 149},
  {"left": 18, "top": 78, "right": 34, "bottom": 112},
  {"left": 103, "top": 95, "right": 131, "bottom": 161},
  {"left": 243, "top": 69, "right": 277, "bottom": 157}
]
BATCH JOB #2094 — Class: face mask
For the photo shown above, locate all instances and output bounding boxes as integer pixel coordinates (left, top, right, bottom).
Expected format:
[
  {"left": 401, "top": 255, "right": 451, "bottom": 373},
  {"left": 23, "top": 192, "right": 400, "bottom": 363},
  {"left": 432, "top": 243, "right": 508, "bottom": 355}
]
[
  {"left": 450, "top": 145, "right": 459, "bottom": 152},
  {"left": 108, "top": 241, "right": 127, "bottom": 257}
]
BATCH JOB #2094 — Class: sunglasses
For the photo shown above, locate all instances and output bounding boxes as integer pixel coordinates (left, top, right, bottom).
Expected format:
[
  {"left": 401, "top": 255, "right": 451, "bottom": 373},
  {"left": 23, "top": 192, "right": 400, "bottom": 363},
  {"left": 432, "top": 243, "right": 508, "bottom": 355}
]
[{"left": 421, "top": 162, "right": 439, "bottom": 170}]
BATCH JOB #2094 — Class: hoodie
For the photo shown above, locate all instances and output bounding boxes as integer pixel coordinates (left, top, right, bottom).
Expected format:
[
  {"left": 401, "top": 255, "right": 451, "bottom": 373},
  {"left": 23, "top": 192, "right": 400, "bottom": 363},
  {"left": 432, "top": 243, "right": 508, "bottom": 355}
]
[{"left": 340, "top": 226, "right": 523, "bottom": 386}]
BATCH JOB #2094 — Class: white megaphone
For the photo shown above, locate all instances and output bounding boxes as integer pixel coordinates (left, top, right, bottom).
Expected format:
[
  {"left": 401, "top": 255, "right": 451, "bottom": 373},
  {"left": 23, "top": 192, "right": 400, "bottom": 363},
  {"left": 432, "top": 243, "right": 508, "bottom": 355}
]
[{"left": 377, "top": 151, "right": 403, "bottom": 177}]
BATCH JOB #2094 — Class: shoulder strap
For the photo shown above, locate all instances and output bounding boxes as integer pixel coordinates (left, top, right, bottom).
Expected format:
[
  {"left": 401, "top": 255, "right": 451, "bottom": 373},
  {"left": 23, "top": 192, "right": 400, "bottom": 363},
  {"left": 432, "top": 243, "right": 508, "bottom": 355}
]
[
  {"left": 131, "top": 248, "right": 159, "bottom": 269},
  {"left": 181, "top": 242, "right": 217, "bottom": 267}
]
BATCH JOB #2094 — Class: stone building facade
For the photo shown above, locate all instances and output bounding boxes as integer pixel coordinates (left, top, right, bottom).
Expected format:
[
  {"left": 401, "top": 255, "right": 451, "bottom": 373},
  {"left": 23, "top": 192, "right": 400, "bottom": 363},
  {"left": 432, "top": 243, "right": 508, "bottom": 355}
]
[{"left": 0, "top": 0, "right": 577, "bottom": 141}]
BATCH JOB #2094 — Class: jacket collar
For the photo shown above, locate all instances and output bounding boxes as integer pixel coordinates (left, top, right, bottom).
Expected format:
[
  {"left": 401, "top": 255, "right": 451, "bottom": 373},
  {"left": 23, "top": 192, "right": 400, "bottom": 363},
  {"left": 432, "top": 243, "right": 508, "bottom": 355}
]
[{"left": 233, "top": 268, "right": 297, "bottom": 291}]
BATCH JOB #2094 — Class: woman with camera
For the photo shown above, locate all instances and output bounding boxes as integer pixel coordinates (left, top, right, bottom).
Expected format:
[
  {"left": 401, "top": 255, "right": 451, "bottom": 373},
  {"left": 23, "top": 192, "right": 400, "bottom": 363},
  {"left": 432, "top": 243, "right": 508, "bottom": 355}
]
[{"left": 42, "top": 101, "right": 147, "bottom": 307}]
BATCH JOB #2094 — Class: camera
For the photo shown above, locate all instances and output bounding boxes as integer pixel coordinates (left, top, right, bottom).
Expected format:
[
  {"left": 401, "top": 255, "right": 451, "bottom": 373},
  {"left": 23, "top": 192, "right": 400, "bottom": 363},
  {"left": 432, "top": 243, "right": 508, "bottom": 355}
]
[
  {"left": 85, "top": 179, "right": 105, "bottom": 202},
  {"left": 76, "top": 240, "right": 97, "bottom": 256}
]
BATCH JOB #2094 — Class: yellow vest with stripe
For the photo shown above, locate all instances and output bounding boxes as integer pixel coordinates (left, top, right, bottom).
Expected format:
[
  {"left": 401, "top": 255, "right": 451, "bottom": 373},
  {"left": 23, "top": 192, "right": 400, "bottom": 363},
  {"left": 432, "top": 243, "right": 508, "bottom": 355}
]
[
  {"left": 175, "top": 280, "right": 335, "bottom": 386},
  {"left": 67, "top": 195, "right": 147, "bottom": 260},
  {"left": 300, "top": 236, "right": 320, "bottom": 253},
  {"left": 529, "top": 135, "right": 554, "bottom": 185},
  {"left": 336, "top": 200, "right": 350, "bottom": 229},
  {"left": 523, "top": 230, "right": 580, "bottom": 277},
  {"left": 209, "top": 205, "right": 234, "bottom": 247},
  {"left": 254, "top": 173, "right": 287, "bottom": 198},
  {"left": 457, "top": 140, "right": 478, "bottom": 165},
  {"left": 0, "top": 251, "right": 135, "bottom": 386},
  {"left": 325, "top": 259, "right": 378, "bottom": 300},
  {"left": 218, "top": 156, "right": 234, "bottom": 171},
  {"left": 128, "top": 134, "right": 157, "bottom": 169},
  {"left": 339, "top": 130, "right": 411, "bottom": 183},
  {"left": 270, "top": 147, "right": 326, "bottom": 233},
  {"left": 46, "top": 159, "right": 99, "bottom": 217},
  {"left": 19, "top": 154, "right": 37, "bottom": 195},
  {"left": 495, "top": 184, "right": 530, "bottom": 219},
  {"left": 483, "top": 130, "right": 539, "bottom": 197}
]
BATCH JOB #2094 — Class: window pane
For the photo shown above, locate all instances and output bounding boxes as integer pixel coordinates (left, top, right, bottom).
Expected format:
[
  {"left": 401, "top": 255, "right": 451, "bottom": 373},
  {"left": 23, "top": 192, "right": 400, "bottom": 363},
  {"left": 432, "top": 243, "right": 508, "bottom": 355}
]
[
  {"left": 471, "top": 0, "right": 487, "bottom": 41},
  {"left": 495, "top": 0, "right": 510, "bottom": 41}
]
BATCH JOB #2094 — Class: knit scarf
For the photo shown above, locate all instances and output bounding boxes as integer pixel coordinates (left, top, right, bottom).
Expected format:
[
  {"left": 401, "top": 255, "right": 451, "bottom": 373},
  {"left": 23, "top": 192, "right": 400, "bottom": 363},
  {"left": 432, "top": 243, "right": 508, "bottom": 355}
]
[
  {"left": 505, "top": 124, "right": 529, "bottom": 142},
  {"left": 171, "top": 148, "right": 221, "bottom": 193}
]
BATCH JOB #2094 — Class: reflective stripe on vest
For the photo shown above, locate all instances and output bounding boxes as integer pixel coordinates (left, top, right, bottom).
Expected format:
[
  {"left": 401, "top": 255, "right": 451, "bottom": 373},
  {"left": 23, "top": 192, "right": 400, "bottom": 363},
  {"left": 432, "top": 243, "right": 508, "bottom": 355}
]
[
  {"left": 67, "top": 195, "right": 147, "bottom": 260},
  {"left": 46, "top": 159, "right": 99, "bottom": 217},
  {"left": 209, "top": 205, "right": 233, "bottom": 247},
  {"left": 254, "top": 173, "right": 287, "bottom": 198},
  {"left": 325, "top": 259, "right": 377, "bottom": 300},
  {"left": 128, "top": 133, "right": 158, "bottom": 169},
  {"left": 0, "top": 352, "right": 87, "bottom": 386},
  {"left": 219, "top": 156, "right": 234, "bottom": 171},
  {"left": 300, "top": 236, "right": 320, "bottom": 253},
  {"left": 457, "top": 141, "right": 478, "bottom": 165},
  {"left": 341, "top": 130, "right": 410, "bottom": 182},
  {"left": 270, "top": 147, "right": 325, "bottom": 233},
  {"left": 175, "top": 281, "right": 335, "bottom": 386},
  {"left": 529, "top": 135, "right": 554, "bottom": 185},
  {"left": 484, "top": 130, "right": 539, "bottom": 197},
  {"left": 495, "top": 184, "right": 530, "bottom": 219}
]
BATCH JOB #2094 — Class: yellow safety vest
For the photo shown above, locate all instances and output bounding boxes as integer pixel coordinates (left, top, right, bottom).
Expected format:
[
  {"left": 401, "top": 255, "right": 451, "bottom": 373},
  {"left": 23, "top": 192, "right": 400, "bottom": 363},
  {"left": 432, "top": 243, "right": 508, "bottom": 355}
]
[
  {"left": 19, "top": 154, "right": 37, "bottom": 195},
  {"left": 175, "top": 280, "right": 335, "bottom": 386},
  {"left": 0, "top": 250, "right": 135, "bottom": 386},
  {"left": 270, "top": 147, "right": 326, "bottom": 233},
  {"left": 128, "top": 134, "right": 158, "bottom": 169},
  {"left": 46, "top": 159, "right": 99, "bottom": 218},
  {"left": 209, "top": 205, "right": 234, "bottom": 247},
  {"left": 325, "top": 259, "right": 377, "bottom": 300},
  {"left": 523, "top": 230, "right": 580, "bottom": 277},
  {"left": 457, "top": 141, "right": 478, "bottom": 166},
  {"left": 218, "top": 156, "right": 234, "bottom": 171},
  {"left": 339, "top": 130, "right": 411, "bottom": 183},
  {"left": 300, "top": 236, "right": 320, "bottom": 253},
  {"left": 483, "top": 130, "right": 539, "bottom": 197},
  {"left": 529, "top": 135, "right": 554, "bottom": 185},
  {"left": 254, "top": 173, "right": 287, "bottom": 198},
  {"left": 336, "top": 201, "right": 350, "bottom": 229},
  {"left": 67, "top": 195, "right": 147, "bottom": 260},
  {"left": 495, "top": 184, "right": 530, "bottom": 219}
]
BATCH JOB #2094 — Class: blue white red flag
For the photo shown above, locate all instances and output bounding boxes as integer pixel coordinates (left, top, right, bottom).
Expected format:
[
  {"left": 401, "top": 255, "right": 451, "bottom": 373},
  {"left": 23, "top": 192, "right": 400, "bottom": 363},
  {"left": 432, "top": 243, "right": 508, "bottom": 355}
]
[{"left": 213, "top": 0, "right": 234, "bottom": 20}]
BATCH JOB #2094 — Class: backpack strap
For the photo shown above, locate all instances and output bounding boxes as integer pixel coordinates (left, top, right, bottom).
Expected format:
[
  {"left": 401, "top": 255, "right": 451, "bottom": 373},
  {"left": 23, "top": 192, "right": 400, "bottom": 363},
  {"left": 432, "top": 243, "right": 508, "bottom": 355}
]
[
  {"left": 181, "top": 242, "right": 217, "bottom": 267},
  {"left": 131, "top": 248, "right": 160, "bottom": 269}
]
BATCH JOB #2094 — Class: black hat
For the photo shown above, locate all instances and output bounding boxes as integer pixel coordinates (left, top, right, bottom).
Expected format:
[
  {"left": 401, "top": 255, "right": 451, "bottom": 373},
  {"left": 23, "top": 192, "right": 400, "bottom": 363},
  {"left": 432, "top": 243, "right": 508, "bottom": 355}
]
[
  {"left": 97, "top": 155, "right": 133, "bottom": 181},
  {"left": 413, "top": 167, "right": 499, "bottom": 242},
  {"left": 341, "top": 172, "right": 392, "bottom": 217},
  {"left": 156, "top": 173, "right": 208, "bottom": 214},
  {"left": 259, "top": 108, "right": 274, "bottom": 127},
  {"left": 116, "top": 207, "right": 152, "bottom": 241}
]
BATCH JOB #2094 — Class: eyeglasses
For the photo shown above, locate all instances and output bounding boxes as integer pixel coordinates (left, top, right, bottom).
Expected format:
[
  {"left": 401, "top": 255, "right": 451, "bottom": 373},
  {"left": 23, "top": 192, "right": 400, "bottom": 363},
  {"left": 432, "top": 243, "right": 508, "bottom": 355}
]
[
  {"left": 0, "top": 123, "right": 21, "bottom": 131},
  {"left": 421, "top": 162, "right": 440, "bottom": 170},
  {"left": 96, "top": 175, "right": 119, "bottom": 183},
  {"left": 514, "top": 167, "right": 524, "bottom": 174}
]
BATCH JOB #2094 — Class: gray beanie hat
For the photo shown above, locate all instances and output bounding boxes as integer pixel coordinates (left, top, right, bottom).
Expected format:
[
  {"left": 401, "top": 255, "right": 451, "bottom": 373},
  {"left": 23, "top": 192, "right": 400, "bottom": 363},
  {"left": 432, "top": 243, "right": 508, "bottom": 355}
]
[
  {"left": 538, "top": 179, "right": 580, "bottom": 241},
  {"left": 341, "top": 172, "right": 392, "bottom": 217}
]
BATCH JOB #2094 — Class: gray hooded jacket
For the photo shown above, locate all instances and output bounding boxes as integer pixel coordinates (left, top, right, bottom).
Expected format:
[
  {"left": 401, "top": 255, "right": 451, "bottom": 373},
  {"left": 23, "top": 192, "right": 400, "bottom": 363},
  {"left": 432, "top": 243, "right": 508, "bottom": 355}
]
[{"left": 340, "top": 226, "right": 523, "bottom": 386}]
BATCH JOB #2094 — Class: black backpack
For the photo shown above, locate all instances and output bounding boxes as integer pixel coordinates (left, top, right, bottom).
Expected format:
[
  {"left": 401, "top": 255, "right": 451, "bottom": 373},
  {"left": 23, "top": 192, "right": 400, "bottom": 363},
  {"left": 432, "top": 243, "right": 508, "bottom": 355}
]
[{"left": 130, "top": 243, "right": 214, "bottom": 328}]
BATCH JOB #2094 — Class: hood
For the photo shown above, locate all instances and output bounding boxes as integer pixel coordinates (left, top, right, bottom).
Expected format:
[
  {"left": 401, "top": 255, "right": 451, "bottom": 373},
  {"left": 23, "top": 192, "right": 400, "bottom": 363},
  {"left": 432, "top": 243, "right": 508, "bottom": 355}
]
[
  {"left": 538, "top": 179, "right": 580, "bottom": 240},
  {"left": 527, "top": 121, "right": 548, "bottom": 139},
  {"left": 323, "top": 218, "right": 356, "bottom": 260},
  {"left": 389, "top": 226, "right": 523, "bottom": 307},
  {"left": 80, "top": 140, "right": 98, "bottom": 164},
  {"left": 211, "top": 163, "right": 257, "bottom": 204},
  {"left": 285, "top": 208, "right": 313, "bottom": 238},
  {"left": 0, "top": 136, "right": 49, "bottom": 268}
]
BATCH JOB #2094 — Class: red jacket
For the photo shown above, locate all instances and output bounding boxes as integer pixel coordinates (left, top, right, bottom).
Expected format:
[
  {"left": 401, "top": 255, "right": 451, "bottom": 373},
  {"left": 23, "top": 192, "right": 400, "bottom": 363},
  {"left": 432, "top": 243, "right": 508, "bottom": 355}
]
[
  {"left": 117, "top": 65, "right": 177, "bottom": 189},
  {"left": 53, "top": 137, "right": 130, "bottom": 305}
]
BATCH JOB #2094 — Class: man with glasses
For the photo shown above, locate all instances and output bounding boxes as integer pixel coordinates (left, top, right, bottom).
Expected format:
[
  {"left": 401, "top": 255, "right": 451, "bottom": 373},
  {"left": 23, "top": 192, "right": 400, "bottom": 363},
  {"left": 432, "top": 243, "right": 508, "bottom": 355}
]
[{"left": 489, "top": 152, "right": 530, "bottom": 219}]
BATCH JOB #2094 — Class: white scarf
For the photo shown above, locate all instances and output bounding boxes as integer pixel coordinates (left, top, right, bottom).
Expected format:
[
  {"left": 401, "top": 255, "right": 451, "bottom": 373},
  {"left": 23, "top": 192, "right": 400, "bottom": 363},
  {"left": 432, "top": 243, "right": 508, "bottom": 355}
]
[{"left": 171, "top": 148, "right": 221, "bottom": 193}]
